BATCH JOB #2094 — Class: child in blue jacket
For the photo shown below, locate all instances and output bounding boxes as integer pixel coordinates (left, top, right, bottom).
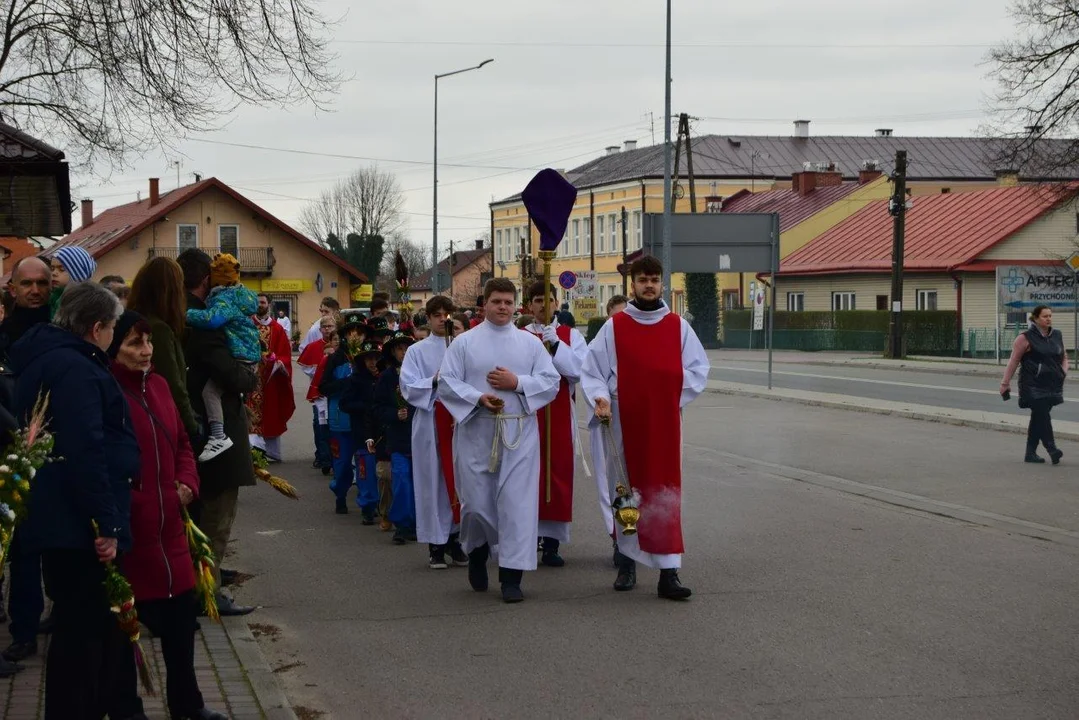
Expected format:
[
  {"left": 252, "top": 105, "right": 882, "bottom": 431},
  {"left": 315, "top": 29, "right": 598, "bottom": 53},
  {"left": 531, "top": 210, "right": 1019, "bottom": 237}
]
[
  {"left": 184, "top": 253, "right": 260, "bottom": 462},
  {"left": 375, "top": 331, "right": 416, "bottom": 545}
]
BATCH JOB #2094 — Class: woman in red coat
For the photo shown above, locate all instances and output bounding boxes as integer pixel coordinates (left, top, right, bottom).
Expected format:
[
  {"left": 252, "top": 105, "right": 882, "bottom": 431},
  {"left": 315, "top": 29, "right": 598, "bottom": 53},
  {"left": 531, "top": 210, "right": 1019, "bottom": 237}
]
[{"left": 108, "top": 310, "right": 227, "bottom": 720}]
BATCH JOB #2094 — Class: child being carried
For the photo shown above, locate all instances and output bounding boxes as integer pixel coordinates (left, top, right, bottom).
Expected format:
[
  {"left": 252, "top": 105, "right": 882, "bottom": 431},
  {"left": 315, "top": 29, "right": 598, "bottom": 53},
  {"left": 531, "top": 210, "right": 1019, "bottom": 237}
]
[{"left": 186, "top": 253, "right": 261, "bottom": 462}]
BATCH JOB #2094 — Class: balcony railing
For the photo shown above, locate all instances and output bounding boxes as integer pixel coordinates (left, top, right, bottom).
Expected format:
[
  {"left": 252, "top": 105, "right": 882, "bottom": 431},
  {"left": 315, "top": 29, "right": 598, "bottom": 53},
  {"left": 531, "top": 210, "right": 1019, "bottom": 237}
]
[{"left": 147, "top": 246, "right": 276, "bottom": 274}]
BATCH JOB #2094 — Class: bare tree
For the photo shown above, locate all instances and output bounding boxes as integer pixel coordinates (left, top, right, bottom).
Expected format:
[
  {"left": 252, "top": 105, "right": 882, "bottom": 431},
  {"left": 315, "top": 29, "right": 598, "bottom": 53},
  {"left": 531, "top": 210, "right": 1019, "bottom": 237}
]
[
  {"left": 299, "top": 165, "right": 405, "bottom": 243},
  {"left": 375, "top": 234, "right": 429, "bottom": 295},
  {"left": 989, "top": 0, "right": 1079, "bottom": 175},
  {"left": 0, "top": 0, "right": 340, "bottom": 168}
]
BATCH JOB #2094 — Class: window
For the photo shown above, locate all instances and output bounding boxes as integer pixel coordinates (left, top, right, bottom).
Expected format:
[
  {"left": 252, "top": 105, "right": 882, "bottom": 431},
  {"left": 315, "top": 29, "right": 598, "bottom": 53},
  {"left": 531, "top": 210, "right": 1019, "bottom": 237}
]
[
  {"left": 597, "top": 216, "right": 605, "bottom": 253},
  {"left": 609, "top": 213, "right": 618, "bottom": 254},
  {"left": 916, "top": 289, "right": 938, "bottom": 311},
  {"left": 583, "top": 220, "right": 591, "bottom": 255},
  {"left": 832, "top": 292, "right": 855, "bottom": 311},
  {"left": 599, "top": 285, "right": 606, "bottom": 304},
  {"left": 723, "top": 290, "right": 740, "bottom": 310},
  {"left": 495, "top": 229, "right": 503, "bottom": 263},
  {"left": 633, "top": 211, "right": 642, "bottom": 249},
  {"left": 178, "top": 224, "right": 198, "bottom": 250},
  {"left": 608, "top": 283, "right": 619, "bottom": 300},
  {"left": 572, "top": 219, "right": 580, "bottom": 255},
  {"left": 218, "top": 225, "right": 238, "bottom": 256},
  {"left": 786, "top": 292, "right": 805, "bottom": 312}
]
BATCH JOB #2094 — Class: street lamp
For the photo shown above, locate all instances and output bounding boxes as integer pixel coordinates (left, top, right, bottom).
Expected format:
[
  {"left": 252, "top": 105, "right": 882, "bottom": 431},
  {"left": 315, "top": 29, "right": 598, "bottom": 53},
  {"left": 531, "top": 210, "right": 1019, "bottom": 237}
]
[{"left": 433, "top": 58, "right": 494, "bottom": 294}]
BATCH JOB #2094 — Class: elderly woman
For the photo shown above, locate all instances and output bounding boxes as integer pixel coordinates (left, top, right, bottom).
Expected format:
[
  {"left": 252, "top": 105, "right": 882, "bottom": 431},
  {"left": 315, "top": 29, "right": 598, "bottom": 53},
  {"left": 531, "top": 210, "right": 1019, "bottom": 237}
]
[
  {"left": 9, "top": 282, "right": 140, "bottom": 720},
  {"left": 107, "top": 310, "right": 226, "bottom": 720}
]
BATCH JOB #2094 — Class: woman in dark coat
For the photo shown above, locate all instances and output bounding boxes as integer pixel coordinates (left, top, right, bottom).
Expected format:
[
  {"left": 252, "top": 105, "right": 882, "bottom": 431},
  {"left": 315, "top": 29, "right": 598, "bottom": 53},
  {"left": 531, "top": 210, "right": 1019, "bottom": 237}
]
[
  {"left": 108, "top": 310, "right": 227, "bottom": 720},
  {"left": 1001, "top": 304, "right": 1069, "bottom": 464}
]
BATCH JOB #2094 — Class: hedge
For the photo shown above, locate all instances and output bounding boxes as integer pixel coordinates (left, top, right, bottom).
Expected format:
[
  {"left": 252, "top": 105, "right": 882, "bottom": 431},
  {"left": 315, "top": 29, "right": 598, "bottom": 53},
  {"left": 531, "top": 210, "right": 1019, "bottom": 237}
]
[
  {"left": 586, "top": 316, "right": 606, "bottom": 343},
  {"left": 722, "top": 310, "right": 958, "bottom": 355}
]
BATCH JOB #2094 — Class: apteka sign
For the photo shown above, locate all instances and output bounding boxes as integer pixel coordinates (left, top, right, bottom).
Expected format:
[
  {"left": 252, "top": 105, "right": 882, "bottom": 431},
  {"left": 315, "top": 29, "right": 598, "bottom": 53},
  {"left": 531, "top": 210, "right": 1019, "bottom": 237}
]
[{"left": 998, "top": 265, "right": 1077, "bottom": 309}]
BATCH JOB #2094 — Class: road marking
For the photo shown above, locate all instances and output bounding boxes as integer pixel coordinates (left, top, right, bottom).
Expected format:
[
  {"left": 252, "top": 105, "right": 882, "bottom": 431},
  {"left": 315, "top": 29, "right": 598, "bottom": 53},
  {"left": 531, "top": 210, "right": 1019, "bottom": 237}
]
[{"left": 712, "top": 365, "right": 1000, "bottom": 396}]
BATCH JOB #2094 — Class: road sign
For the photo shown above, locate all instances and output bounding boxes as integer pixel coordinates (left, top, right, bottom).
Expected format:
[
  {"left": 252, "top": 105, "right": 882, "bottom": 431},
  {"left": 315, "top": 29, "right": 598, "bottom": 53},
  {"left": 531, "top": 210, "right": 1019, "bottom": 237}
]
[
  {"left": 753, "top": 287, "right": 765, "bottom": 330},
  {"left": 558, "top": 270, "right": 577, "bottom": 290},
  {"left": 642, "top": 212, "right": 778, "bottom": 273},
  {"left": 997, "top": 265, "right": 1076, "bottom": 309},
  {"left": 1068, "top": 252, "right": 1079, "bottom": 272}
]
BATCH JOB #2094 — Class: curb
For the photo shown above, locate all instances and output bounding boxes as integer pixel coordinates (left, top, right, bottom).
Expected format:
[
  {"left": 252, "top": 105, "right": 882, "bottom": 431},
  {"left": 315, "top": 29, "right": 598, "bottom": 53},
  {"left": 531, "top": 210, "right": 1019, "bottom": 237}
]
[
  {"left": 223, "top": 617, "right": 297, "bottom": 720},
  {"left": 705, "top": 381, "right": 1079, "bottom": 443}
]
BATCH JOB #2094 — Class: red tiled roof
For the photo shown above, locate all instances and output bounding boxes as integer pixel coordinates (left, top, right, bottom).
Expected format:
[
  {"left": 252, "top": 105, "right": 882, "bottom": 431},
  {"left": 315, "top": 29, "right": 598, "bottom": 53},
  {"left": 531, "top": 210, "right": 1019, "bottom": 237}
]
[
  {"left": 720, "top": 182, "right": 867, "bottom": 233},
  {"left": 778, "top": 184, "right": 1078, "bottom": 276},
  {"left": 0, "top": 237, "right": 41, "bottom": 267},
  {"left": 55, "top": 177, "right": 367, "bottom": 281}
]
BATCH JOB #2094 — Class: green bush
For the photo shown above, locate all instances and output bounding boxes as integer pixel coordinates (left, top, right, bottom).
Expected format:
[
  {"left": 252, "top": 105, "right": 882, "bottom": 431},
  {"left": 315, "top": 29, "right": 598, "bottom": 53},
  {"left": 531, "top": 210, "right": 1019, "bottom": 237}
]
[
  {"left": 685, "top": 273, "right": 719, "bottom": 346},
  {"left": 586, "top": 316, "right": 606, "bottom": 343},
  {"left": 721, "top": 310, "right": 958, "bottom": 354}
]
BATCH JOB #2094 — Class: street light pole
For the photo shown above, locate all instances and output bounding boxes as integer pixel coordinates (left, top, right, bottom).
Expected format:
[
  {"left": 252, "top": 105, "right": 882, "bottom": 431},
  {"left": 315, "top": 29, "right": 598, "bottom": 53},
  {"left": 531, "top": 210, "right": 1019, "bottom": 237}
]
[
  {"left": 661, "top": 0, "right": 673, "bottom": 306},
  {"left": 433, "top": 59, "right": 494, "bottom": 295}
]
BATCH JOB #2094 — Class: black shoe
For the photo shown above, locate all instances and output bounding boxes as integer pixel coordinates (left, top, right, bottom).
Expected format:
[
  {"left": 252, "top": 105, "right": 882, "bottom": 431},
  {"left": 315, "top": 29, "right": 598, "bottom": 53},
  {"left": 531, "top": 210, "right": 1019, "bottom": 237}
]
[
  {"left": 176, "top": 709, "right": 229, "bottom": 720},
  {"left": 614, "top": 562, "right": 636, "bottom": 592},
  {"left": 541, "top": 550, "right": 565, "bottom": 567},
  {"left": 448, "top": 534, "right": 469, "bottom": 566},
  {"left": 215, "top": 594, "right": 255, "bottom": 617},
  {"left": 37, "top": 613, "right": 55, "bottom": 635},
  {"left": 428, "top": 546, "right": 448, "bottom": 569},
  {"left": 1049, "top": 447, "right": 1064, "bottom": 465},
  {"left": 499, "top": 567, "right": 524, "bottom": 603},
  {"left": 335, "top": 498, "right": 348, "bottom": 514},
  {"left": 0, "top": 655, "right": 21, "bottom": 678},
  {"left": 220, "top": 569, "right": 239, "bottom": 587},
  {"left": 321, "top": 465, "right": 332, "bottom": 476},
  {"left": 1025, "top": 452, "right": 1046, "bottom": 464},
  {"left": 2, "top": 640, "right": 36, "bottom": 662},
  {"left": 657, "top": 569, "right": 692, "bottom": 600},
  {"left": 392, "top": 529, "right": 407, "bottom": 545},
  {"left": 361, "top": 508, "right": 376, "bottom": 525},
  {"left": 311, "top": 459, "right": 322, "bottom": 469},
  {"left": 468, "top": 544, "right": 490, "bottom": 591}
]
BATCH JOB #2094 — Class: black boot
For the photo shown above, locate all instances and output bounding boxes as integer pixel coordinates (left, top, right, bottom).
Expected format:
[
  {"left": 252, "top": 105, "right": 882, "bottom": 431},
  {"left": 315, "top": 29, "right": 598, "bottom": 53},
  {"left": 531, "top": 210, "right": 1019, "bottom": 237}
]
[
  {"left": 468, "top": 544, "right": 489, "bottom": 591},
  {"left": 448, "top": 533, "right": 469, "bottom": 566},
  {"left": 1025, "top": 451, "right": 1046, "bottom": 463},
  {"left": 657, "top": 569, "right": 692, "bottom": 600},
  {"left": 1048, "top": 445, "right": 1064, "bottom": 465},
  {"left": 335, "top": 497, "right": 348, "bottom": 514},
  {"left": 613, "top": 551, "right": 636, "bottom": 592},
  {"left": 540, "top": 537, "right": 565, "bottom": 567},
  {"left": 499, "top": 567, "right": 524, "bottom": 603}
]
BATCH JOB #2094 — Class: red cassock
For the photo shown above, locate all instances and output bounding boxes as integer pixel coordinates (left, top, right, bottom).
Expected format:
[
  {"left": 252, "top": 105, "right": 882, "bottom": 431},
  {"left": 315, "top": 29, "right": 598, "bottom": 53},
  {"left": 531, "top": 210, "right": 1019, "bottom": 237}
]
[
  {"left": 612, "top": 311, "right": 684, "bottom": 554},
  {"left": 433, "top": 400, "right": 460, "bottom": 524},
  {"left": 248, "top": 318, "right": 296, "bottom": 438},
  {"left": 525, "top": 324, "right": 574, "bottom": 523}
]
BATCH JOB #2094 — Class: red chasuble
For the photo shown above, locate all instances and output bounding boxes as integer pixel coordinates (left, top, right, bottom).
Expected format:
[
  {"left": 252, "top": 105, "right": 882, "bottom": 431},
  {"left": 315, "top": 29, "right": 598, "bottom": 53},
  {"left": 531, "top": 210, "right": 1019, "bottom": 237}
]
[
  {"left": 434, "top": 400, "right": 460, "bottom": 523},
  {"left": 525, "top": 324, "right": 574, "bottom": 523},
  {"left": 247, "top": 318, "right": 297, "bottom": 438},
  {"left": 612, "top": 311, "right": 684, "bottom": 554}
]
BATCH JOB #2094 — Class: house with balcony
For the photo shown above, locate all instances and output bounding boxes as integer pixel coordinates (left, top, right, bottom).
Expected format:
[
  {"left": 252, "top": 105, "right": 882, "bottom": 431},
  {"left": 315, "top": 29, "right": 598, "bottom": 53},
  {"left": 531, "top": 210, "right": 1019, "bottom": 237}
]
[{"left": 54, "top": 176, "right": 366, "bottom": 336}]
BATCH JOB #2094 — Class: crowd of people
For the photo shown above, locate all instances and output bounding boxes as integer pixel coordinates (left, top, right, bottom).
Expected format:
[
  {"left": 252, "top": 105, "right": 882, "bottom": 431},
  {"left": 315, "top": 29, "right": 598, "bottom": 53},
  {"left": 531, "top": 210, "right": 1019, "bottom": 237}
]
[
  {"left": 0, "top": 242, "right": 710, "bottom": 718},
  {"left": 295, "top": 256, "right": 709, "bottom": 605}
]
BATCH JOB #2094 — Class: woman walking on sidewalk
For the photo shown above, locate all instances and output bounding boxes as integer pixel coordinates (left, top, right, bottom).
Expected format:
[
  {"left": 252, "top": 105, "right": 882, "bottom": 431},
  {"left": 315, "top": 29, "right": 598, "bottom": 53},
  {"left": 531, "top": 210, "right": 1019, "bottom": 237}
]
[{"left": 1000, "top": 304, "right": 1068, "bottom": 465}]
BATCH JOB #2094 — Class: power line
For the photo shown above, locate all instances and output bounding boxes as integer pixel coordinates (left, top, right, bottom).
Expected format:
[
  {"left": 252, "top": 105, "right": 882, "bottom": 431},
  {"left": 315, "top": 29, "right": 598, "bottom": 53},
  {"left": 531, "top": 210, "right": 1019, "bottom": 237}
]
[{"left": 335, "top": 39, "right": 994, "bottom": 50}]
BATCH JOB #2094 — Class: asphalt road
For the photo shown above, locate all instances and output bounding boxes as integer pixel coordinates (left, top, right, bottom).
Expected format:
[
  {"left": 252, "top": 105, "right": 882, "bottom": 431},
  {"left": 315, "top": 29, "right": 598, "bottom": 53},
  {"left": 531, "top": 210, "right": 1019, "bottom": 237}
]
[
  {"left": 225, "top": 384, "right": 1079, "bottom": 719},
  {"left": 709, "top": 359, "right": 1079, "bottom": 422}
]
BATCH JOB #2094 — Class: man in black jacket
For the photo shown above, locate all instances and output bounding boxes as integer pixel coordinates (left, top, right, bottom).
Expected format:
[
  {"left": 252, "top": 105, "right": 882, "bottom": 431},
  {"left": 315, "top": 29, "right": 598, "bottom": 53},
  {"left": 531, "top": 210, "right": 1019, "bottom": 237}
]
[
  {"left": 175, "top": 249, "right": 257, "bottom": 617},
  {"left": 0, "top": 256, "right": 53, "bottom": 674}
]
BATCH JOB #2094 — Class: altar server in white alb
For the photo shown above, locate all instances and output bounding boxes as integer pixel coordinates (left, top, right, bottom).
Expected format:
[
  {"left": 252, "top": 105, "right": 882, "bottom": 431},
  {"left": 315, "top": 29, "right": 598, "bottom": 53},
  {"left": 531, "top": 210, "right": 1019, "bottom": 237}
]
[
  {"left": 582, "top": 255, "right": 710, "bottom": 600},
  {"left": 438, "top": 278, "right": 560, "bottom": 604},
  {"left": 522, "top": 280, "right": 588, "bottom": 567},
  {"left": 399, "top": 295, "right": 468, "bottom": 570}
]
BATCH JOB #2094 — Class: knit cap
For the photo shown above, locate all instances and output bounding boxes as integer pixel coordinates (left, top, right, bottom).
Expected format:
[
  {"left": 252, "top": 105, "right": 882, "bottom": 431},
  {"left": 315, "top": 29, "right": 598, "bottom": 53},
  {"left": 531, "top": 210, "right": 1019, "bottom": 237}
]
[
  {"left": 55, "top": 246, "right": 97, "bottom": 283},
  {"left": 210, "top": 253, "right": 241, "bottom": 287}
]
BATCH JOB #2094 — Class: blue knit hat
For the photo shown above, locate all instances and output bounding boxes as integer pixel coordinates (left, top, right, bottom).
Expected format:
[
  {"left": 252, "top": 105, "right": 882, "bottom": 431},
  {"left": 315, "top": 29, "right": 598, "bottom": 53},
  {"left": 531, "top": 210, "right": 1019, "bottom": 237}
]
[{"left": 55, "top": 246, "right": 97, "bottom": 283}]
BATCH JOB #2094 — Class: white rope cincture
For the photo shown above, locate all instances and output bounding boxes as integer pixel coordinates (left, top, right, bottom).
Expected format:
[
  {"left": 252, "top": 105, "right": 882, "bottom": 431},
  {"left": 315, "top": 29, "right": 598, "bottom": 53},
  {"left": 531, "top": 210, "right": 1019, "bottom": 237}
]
[{"left": 482, "top": 411, "right": 529, "bottom": 473}]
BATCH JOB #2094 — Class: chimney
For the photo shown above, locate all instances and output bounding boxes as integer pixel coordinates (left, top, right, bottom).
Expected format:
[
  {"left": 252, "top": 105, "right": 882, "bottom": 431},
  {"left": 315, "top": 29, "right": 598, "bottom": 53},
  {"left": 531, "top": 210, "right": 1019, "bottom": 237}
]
[
  {"left": 859, "top": 160, "right": 882, "bottom": 184},
  {"left": 474, "top": 239, "right": 484, "bottom": 250},
  {"left": 874, "top": 128, "right": 893, "bottom": 137},
  {"left": 605, "top": 145, "right": 620, "bottom": 156},
  {"left": 791, "top": 171, "right": 817, "bottom": 196},
  {"left": 793, "top": 119, "right": 810, "bottom": 138},
  {"left": 80, "top": 199, "right": 94, "bottom": 229},
  {"left": 149, "top": 177, "right": 160, "bottom": 206},
  {"left": 624, "top": 139, "right": 637, "bottom": 151},
  {"left": 995, "top": 168, "right": 1020, "bottom": 186}
]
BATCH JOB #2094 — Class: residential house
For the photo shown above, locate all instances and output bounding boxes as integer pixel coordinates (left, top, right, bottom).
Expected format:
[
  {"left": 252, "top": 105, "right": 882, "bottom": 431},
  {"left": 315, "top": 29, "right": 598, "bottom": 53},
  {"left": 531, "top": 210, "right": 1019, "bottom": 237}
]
[
  {"left": 411, "top": 241, "right": 493, "bottom": 310},
  {"left": 490, "top": 122, "right": 1077, "bottom": 318},
  {"left": 0, "top": 237, "right": 48, "bottom": 280},
  {"left": 774, "top": 184, "right": 1079, "bottom": 351},
  {"left": 54, "top": 177, "right": 366, "bottom": 335},
  {"left": 0, "top": 121, "right": 71, "bottom": 237}
]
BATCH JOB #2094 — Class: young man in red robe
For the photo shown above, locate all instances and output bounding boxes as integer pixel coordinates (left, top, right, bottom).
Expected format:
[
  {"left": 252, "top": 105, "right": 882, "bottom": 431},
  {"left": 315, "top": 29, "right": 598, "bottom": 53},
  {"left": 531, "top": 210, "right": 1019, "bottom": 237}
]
[
  {"left": 521, "top": 280, "right": 588, "bottom": 567},
  {"left": 581, "top": 256, "right": 710, "bottom": 600},
  {"left": 248, "top": 293, "right": 296, "bottom": 462}
]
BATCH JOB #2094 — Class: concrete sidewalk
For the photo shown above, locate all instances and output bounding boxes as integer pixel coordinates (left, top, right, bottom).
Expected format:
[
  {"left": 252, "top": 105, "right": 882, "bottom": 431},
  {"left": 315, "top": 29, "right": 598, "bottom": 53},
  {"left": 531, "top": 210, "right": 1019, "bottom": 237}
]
[
  {"left": 0, "top": 616, "right": 295, "bottom": 720},
  {"left": 709, "top": 348, "right": 1009, "bottom": 377},
  {"left": 707, "top": 378, "right": 1079, "bottom": 441}
]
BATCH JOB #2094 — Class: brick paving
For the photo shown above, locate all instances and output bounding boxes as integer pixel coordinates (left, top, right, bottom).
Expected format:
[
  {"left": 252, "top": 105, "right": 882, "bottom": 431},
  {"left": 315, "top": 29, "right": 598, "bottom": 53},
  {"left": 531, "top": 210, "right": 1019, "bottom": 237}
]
[{"left": 0, "top": 615, "right": 284, "bottom": 720}]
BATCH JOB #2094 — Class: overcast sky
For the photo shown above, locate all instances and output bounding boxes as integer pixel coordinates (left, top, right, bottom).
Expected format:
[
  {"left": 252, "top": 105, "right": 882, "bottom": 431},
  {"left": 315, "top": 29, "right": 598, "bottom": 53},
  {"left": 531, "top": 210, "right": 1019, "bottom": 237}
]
[{"left": 71, "top": 0, "right": 1018, "bottom": 255}]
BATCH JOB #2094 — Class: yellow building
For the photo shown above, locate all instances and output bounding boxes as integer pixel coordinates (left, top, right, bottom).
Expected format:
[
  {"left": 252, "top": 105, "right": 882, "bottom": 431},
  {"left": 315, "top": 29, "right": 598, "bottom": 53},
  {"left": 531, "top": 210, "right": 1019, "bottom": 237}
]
[
  {"left": 489, "top": 124, "right": 1062, "bottom": 319},
  {"left": 56, "top": 177, "right": 366, "bottom": 337}
]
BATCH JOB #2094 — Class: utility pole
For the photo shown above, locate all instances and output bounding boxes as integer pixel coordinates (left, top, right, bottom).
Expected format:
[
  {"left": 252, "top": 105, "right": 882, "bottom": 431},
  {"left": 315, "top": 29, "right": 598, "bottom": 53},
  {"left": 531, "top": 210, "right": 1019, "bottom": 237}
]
[
  {"left": 660, "top": 0, "right": 673, "bottom": 306},
  {"left": 887, "top": 150, "right": 908, "bottom": 358}
]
